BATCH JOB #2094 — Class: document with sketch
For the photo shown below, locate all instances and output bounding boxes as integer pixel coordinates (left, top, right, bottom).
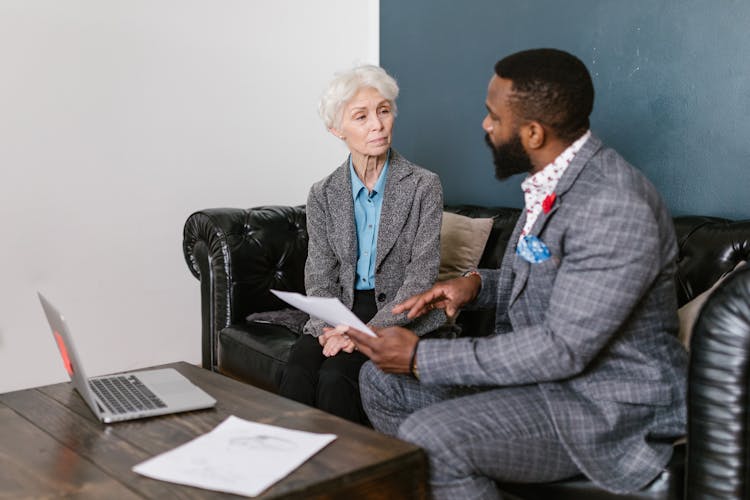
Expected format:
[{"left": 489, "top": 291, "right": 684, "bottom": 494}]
[{"left": 133, "top": 416, "right": 336, "bottom": 497}]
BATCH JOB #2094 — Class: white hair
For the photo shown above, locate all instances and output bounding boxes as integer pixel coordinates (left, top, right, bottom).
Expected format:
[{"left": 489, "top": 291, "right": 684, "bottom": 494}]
[{"left": 318, "top": 65, "right": 399, "bottom": 130}]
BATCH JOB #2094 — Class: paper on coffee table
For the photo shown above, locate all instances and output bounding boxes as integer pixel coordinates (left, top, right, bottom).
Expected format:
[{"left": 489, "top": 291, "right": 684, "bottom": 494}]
[
  {"left": 133, "top": 415, "right": 336, "bottom": 497},
  {"left": 270, "top": 289, "right": 377, "bottom": 337}
]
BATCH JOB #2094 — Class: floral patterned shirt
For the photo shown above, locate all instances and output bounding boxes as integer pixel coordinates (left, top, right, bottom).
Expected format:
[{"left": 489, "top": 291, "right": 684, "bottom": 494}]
[{"left": 519, "top": 130, "right": 591, "bottom": 239}]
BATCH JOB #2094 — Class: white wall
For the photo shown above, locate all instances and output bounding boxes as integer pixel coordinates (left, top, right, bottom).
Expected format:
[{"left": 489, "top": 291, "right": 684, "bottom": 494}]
[{"left": 0, "top": 0, "right": 379, "bottom": 393}]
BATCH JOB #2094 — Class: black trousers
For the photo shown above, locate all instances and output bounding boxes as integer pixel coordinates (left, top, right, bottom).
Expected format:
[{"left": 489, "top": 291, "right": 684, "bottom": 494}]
[{"left": 279, "top": 290, "right": 377, "bottom": 425}]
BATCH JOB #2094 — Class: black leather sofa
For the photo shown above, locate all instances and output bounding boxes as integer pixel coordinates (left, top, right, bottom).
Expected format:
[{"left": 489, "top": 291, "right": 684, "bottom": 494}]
[{"left": 183, "top": 205, "right": 750, "bottom": 499}]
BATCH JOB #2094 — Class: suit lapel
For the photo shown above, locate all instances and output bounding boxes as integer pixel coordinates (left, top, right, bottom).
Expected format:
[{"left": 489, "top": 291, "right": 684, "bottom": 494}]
[
  {"left": 527, "top": 134, "right": 603, "bottom": 238},
  {"left": 508, "top": 212, "right": 529, "bottom": 306},
  {"left": 376, "top": 151, "right": 414, "bottom": 270},
  {"left": 326, "top": 159, "right": 357, "bottom": 265},
  {"left": 508, "top": 134, "right": 603, "bottom": 306}
]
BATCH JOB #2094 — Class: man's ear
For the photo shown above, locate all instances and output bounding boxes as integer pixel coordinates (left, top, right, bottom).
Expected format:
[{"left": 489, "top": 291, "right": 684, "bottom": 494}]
[{"left": 521, "top": 121, "right": 546, "bottom": 150}]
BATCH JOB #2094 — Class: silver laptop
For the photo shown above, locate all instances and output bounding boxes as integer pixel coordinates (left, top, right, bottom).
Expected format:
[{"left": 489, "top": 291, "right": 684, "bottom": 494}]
[{"left": 38, "top": 292, "right": 216, "bottom": 423}]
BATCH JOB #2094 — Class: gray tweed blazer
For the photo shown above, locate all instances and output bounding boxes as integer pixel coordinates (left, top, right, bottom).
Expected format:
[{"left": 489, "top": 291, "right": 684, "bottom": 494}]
[
  {"left": 303, "top": 149, "right": 445, "bottom": 337},
  {"left": 418, "top": 134, "right": 688, "bottom": 493}
]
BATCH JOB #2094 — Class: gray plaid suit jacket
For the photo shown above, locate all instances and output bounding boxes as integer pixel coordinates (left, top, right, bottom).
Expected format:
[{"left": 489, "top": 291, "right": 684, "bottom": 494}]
[
  {"left": 418, "top": 134, "right": 688, "bottom": 492},
  {"left": 303, "top": 149, "right": 446, "bottom": 337}
]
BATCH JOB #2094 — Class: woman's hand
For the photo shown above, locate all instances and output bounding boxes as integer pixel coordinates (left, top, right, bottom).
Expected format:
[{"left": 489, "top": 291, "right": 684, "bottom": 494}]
[{"left": 319, "top": 326, "right": 356, "bottom": 356}]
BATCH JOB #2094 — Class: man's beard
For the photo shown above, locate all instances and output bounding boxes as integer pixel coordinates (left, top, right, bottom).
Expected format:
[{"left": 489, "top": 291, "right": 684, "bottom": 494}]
[{"left": 485, "top": 133, "right": 534, "bottom": 180}]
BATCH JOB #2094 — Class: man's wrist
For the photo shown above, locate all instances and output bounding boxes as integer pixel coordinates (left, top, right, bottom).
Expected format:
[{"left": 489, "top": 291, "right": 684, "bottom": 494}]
[
  {"left": 461, "top": 269, "right": 481, "bottom": 279},
  {"left": 409, "top": 338, "right": 420, "bottom": 380},
  {"left": 462, "top": 269, "right": 482, "bottom": 300}
]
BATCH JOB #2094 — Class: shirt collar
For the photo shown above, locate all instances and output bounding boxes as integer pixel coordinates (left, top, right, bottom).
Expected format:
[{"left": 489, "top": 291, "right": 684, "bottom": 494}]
[
  {"left": 521, "top": 130, "right": 591, "bottom": 198},
  {"left": 518, "top": 130, "right": 591, "bottom": 237},
  {"left": 350, "top": 149, "right": 391, "bottom": 198}
]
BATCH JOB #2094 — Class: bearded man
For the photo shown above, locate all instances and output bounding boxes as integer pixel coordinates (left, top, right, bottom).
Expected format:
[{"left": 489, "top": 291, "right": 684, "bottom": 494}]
[{"left": 346, "top": 48, "right": 687, "bottom": 499}]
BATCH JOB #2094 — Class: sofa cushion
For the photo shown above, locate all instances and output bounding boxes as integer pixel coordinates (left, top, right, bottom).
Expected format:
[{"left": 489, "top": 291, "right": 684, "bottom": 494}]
[
  {"left": 439, "top": 211, "right": 494, "bottom": 281},
  {"left": 498, "top": 442, "right": 684, "bottom": 500},
  {"left": 218, "top": 322, "right": 298, "bottom": 392}
]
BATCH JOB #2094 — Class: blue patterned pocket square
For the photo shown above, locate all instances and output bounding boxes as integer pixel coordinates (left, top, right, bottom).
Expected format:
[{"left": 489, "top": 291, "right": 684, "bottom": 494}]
[{"left": 516, "top": 235, "right": 551, "bottom": 263}]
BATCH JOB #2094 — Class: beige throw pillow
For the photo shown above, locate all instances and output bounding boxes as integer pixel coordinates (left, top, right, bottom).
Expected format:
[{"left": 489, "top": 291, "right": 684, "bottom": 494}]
[
  {"left": 439, "top": 212, "right": 494, "bottom": 281},
  {"left": 678, "top": 260, "right": 747, "bottom": 349}
]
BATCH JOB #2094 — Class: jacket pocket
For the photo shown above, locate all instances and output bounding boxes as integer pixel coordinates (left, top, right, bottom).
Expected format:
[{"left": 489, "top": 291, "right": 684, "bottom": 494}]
[{"left": 526, "top": 254, "right": 560, "bottom": 291}]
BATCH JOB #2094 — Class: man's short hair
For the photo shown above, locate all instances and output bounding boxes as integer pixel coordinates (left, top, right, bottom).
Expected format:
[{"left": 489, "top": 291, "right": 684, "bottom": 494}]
[{"left": 495, "top": 48, "right": 594, "bottom": 141}]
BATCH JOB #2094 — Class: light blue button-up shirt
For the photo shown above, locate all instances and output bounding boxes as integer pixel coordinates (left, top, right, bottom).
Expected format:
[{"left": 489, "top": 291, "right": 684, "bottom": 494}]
[{"left": 350, "top": 152, "right": 390, "bottom": 290}]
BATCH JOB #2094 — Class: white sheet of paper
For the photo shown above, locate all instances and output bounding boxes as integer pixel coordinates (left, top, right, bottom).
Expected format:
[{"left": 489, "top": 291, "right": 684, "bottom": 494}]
[
  {"left": 270, "top": 289, "right": 377, "bottom": 337},
  {"left": 132, "top": 416, "right": 336, "bottom": 497}
]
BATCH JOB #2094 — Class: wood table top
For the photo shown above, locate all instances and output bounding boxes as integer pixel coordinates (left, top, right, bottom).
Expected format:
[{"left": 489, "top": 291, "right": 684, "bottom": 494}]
[{"left": 0, "top": 361, "right": 426, "bottom": 499}]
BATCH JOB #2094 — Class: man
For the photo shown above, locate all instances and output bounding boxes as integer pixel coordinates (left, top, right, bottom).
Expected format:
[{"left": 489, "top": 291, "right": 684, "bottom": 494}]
[{"left": 346, "top": 48, "right": 687, "bottom": 499}]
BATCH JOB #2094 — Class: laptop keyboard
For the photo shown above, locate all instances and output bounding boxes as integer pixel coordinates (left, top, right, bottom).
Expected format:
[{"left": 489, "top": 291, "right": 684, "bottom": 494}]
[{"left": 90, "top": 375, "right": 167, "bottom": 415}]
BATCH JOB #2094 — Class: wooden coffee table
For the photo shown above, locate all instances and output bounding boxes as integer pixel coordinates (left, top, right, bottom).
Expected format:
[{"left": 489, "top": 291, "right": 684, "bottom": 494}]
[{"left": 0, "top": 361, "right": 426, "bottom": 498}]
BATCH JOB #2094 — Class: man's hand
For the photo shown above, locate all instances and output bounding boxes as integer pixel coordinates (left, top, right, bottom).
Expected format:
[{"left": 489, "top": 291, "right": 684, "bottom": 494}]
[
  {"left": 319, "top": 326, "right": 355, "bottom": 356},
  {"left": 392, "top": 274, "right": 481, "bottom": 320},
  {"left": 345, "top": 326, "right": 418, "bottom": 374}
]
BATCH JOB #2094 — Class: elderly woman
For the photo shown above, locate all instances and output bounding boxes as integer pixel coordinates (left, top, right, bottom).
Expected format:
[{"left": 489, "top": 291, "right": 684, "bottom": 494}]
[{"left": 278, "top": 65, "right": 445, "bottom": 424}]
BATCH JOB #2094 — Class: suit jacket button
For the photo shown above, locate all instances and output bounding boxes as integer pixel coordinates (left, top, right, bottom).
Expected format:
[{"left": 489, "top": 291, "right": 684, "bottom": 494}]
[{"left": 377, "top": 293, "right": 386, "bottom": 302}]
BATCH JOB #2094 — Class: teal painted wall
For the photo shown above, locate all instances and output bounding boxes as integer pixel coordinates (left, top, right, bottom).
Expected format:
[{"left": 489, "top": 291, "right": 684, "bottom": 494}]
[{"left": 381, "top": 0, "right": 750, "bottom": 218}]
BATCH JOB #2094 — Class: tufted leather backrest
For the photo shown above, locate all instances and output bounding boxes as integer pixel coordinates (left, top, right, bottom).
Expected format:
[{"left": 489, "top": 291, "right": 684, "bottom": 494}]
[
  {"left": 183, "top": 205, "right": 750, "bottom": 340},
  {"left": 673, "top": 216, "right": 750, "bottom": 305},
  {"left": 183, "top": 206, "right": 308, "bottom": 332}
]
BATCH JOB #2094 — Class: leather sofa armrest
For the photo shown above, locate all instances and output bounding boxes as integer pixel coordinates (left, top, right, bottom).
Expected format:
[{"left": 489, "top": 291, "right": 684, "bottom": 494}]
[
  {"left": 687, "top": 265, "right": 750, "bottom": 497},
  {"left": 182, "top": 206, "right": 308, "bottom": 370}
]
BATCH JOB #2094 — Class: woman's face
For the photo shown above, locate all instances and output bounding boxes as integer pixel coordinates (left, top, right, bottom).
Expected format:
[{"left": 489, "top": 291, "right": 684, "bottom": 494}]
[{"left": 331, "top": 87, "right": 394, "bottom": 160}]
